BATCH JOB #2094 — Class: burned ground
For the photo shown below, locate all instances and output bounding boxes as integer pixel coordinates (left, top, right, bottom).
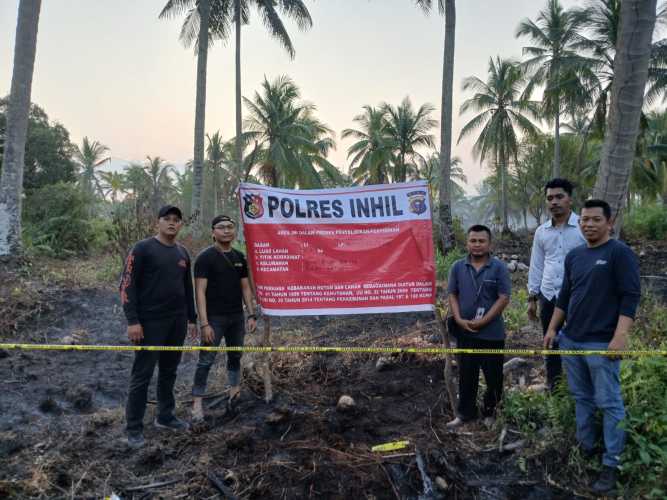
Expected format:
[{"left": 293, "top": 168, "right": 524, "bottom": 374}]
[
  {"left": 1, "top": 283, "right": 577, "bottom": 499},
  {"left": 2, "top": 239, "right": 665, "bottom": 499}
]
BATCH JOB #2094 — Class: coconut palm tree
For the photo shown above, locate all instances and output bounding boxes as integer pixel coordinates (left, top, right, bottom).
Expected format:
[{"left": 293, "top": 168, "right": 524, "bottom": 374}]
[
  {"left": 231, "top": 0, "right": 311, "bottom": 168},
  {"left": 243, "top": 75, "right": 340, "bottom": 189},
  {"left": 205, "top": 131, "right": 228, "bottom": 215},
  {"left": 143, "top": 156, "right": 175, "bottom": 217},
  {"left": 0, "top": 0, "right": 41, "bottom": 256},
  {"left": 99, "top": 171, "right": 126, "bottom": 204},
  {"left": 414, "top": 153, "right": 467, "bottom": 203},
  {"left": 342, "top": 106, "right": 394, "bottom": 185},
  {"left": 74, "top": 137, "right": 109, "bottom": 199},
  {"left": 162, "top": 0, "right": 312, "bottom": 178},
  {"left": 159, "top": 0, "right": 211, "bottom": 226},
  {"left": 592, "top": 0, "right": 657, "bottom": 225},
  {"left": 382, "top": 97, "right": 437, "bottom": 183},
  {"left": 647, "top": 38, "right": 667, "bottom": 104},
  {"left": 414, "top": 0, "right": 457, "bottom": 252},
  {"left": 516, "top": 0, "right": 597, "bottom": 177},
  {"left": 635, "top": 110, "right": 667, "bottom": 205},
  {"left": 584, "top": 1, "right": 666, "bottom": 125},
  {"left": 458, "top": 56, "right": 541, "bottom": 232},
  {"left": 123, "top": 163, "right": 152, "bottom": 218},
  {"left": 173, "top": 165, "right": 193, "bottom": 215}
]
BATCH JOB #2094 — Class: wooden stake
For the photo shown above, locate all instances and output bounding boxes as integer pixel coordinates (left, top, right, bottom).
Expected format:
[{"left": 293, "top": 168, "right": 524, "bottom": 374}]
[
  {"left": 261, "top": 316, "right": 273, "bottom": 403},
  {"left": 435, "top": 302, "right": 458, "bottom": 417}
]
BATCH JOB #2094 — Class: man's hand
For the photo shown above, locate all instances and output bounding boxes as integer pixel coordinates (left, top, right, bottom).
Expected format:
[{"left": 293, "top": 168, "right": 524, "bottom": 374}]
[
  {"left": 469, "top": 318, "right": 486, "bottom": 331},
  {"left": 247, "top": 317, "right": 257, "bottom": 333},
  {"left": 187, "top": 322, "right": 198, "bottom": 341},
  {"left": 607, "top": 335, "right": 627, "bottom": 360},
  {"left": 127, "top": 324, "right": 143, "bottom": 344},
  {"left": 456, "top": 318, "right": 478, "bottom": 333},
  {"left": 527, "top": 300, "right": 538, "bottom": 322},
  {"left": 201, "top": 325, "right": 214, "bottom": 344},
  {"left": 544, "top": 328, "right": 557, "bottom": 349}
]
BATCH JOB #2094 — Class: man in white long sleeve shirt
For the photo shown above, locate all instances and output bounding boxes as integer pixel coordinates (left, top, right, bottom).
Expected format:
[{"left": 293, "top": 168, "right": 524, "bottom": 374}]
[{"left": 528, "top": 178, "right": 586, "bottom": 392}]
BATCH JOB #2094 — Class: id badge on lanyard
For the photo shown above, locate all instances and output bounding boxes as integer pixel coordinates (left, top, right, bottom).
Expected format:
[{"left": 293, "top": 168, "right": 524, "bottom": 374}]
[{"left": 468, "top": 267, "right": 487, "bottom": 320}]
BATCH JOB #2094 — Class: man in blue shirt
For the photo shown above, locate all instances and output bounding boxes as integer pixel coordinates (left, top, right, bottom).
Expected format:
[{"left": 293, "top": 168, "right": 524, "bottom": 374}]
[
  {"left": 446, "top": 225, "right": 512, "bottom": 429},
  {"left": 545, "top": 199, "right": 641, "bottom": 495}
]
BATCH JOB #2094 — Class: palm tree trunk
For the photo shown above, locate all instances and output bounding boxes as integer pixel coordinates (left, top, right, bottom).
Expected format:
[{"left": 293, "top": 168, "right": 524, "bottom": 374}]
[
  {"left": 191, "top": 0, "right": 211, "bottom": 227},
  {"left": 234, "top": 0, "right": 243, "bottom": 170},
  {"left": 501, "top": 149, "right": 509, "bottom": 232},
  {"left": 213, "top": 165, "right": 219, "bottom": 215},
  {"left": 0, "top": 0, "right": 41, "bottom": 256},
  {"left": 400, "top": 153, "right": 406, "bottom": 183},
  {"left": 438, "top": 0, "right": 456, "bottom": 253},
  {"left": 553, "top": 110, "right": 561, "bottom": 178},
  {"left": 593, "top": 0, "right": 657, "bottom": 233}
]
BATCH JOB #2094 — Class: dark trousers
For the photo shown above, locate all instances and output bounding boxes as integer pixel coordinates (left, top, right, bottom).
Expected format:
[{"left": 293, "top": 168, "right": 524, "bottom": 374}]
[
  {"left": 192, "top": 313, "right": 245, "bottom": 396},
  {"left": 539, "top": 295, "right": 562, "bottom": 391},
  {"left": 126, "top": 315, "right": 187, "bottom": 433},
  {"left": 457, "top": 336, "right": 505, "bottom": 420}
]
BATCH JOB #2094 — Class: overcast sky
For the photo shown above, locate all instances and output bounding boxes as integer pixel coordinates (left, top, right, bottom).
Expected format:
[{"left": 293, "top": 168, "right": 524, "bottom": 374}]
[{"left": 2, "top": 0, "right": 586, "bottom": 191}]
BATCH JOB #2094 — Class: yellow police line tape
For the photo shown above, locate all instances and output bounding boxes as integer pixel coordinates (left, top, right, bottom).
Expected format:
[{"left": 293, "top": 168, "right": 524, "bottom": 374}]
[{"left": 0, "top": 343, "right": 666, "bottom": 357}]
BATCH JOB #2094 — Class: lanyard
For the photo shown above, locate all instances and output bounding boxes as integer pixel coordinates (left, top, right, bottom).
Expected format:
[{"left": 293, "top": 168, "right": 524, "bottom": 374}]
[{"left": 467, "top": 265, "right": 488, "bottom": 303}]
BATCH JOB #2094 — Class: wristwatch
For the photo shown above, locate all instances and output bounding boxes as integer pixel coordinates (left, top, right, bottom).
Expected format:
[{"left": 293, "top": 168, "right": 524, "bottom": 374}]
[{"left": 247, "top": 313, "right": 257, "bottom": 320}]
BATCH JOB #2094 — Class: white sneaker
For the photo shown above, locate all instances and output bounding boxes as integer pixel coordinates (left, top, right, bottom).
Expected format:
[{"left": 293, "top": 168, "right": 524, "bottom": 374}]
[{"left": 446, "top": 417, "right": 464, "bottom": 429}]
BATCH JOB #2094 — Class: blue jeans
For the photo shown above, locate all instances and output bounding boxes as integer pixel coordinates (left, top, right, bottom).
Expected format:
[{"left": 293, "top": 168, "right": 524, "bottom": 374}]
[{"left": 559, "top": 334, "right": 625, "bottom": 467}]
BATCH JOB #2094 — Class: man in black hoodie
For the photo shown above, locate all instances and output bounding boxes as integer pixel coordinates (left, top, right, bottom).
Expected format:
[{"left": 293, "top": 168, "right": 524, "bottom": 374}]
[{"left": 119, "top": 205, "right": 197, "bottom": 448}]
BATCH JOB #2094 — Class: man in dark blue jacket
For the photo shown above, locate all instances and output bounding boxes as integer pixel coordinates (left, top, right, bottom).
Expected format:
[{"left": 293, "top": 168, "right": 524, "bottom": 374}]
[{"left": 545, "top": 199, "right": 641, "bottom": 495}]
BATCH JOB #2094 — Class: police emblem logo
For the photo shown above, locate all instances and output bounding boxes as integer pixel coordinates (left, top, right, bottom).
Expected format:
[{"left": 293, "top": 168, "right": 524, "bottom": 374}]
[
  {"left": 407, "top": 190, "right": 427, "bottom": 215},
  {"left": 243, "top": 193, "right": 264, "bottom": 219}
]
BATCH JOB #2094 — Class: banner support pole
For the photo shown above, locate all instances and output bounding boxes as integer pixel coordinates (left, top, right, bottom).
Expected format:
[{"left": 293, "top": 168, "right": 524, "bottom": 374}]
[{"left": 261, "top": 316, "right": 273, "bottom": 402}]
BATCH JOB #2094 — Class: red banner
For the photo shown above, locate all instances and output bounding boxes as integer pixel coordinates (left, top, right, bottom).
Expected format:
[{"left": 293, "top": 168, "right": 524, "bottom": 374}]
[{"left": 239, "top": 182, "right": 436, "bottom": 316}]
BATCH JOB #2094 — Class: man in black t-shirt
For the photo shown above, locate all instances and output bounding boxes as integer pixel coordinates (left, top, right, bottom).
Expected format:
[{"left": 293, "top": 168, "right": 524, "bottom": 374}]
[
  {"left": 119, "top": 205, "right": 197, "bottom": 448},
  {"left": 191, "top": 215, "right": 257, "bottom": 422}
]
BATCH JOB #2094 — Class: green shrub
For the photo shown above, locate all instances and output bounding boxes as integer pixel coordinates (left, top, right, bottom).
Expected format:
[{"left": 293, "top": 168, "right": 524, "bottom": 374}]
[
  {"left": 624, "top": 203, "right": 667, "bottom": 240},
  {"left": 501, "top": 338, "right": 667, "bottom": 497},
  {"left": 501, "top": 383, "right": 575, "bottom": 437},
  {"left": 88, "top": 217, "right": 113, "bottom": 253},
  {"left": 94, "top": 253, "right": 124, "bottom": 284},
  {"left": 452, "top": 217, "right": 466, "bottom": 246},
  {"left": 505, "top": 289, "right": 529, "bottom": 333},
  {"left": 620, "top": 346, "right": 667, "bottom": 498},
  {"left": 436, "top": 247, "right": 465, "bottom": 282},
  {"left": 23, "top": 182, "right": 96, "bottom": 257},
  {"left": 632, "top": 294, "right": 667, "bottom": 347},
  {"left": 107, "top": 201, "right": 156, "bottom": 262}
]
